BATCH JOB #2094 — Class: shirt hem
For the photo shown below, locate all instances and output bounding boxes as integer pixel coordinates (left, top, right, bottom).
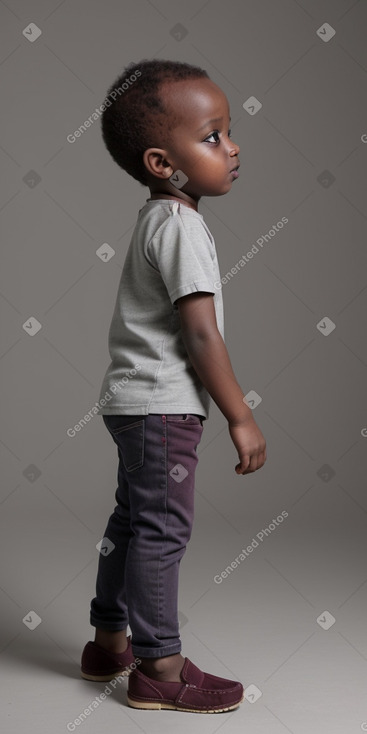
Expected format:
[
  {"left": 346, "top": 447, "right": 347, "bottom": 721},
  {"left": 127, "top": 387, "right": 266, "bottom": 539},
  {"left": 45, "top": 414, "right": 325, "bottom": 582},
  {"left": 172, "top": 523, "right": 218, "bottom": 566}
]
[
  {"left": 98, "top": 404, "right": 209, "bottom": 418},
  {"left": 170, "top": 280, "right": 216, "bottom": 304}
]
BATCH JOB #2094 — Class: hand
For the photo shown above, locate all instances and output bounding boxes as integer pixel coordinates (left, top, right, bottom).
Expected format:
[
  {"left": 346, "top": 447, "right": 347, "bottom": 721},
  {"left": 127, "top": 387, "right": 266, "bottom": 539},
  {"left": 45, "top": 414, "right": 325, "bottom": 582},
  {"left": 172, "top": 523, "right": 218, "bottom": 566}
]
[{"left": 228, "top": 417, "right": 267, "bottom": 474}]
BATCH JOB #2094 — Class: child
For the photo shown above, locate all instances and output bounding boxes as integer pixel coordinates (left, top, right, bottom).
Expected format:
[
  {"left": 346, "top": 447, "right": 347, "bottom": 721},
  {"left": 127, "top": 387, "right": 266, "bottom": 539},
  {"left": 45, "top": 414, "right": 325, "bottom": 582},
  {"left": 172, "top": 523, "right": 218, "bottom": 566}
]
[{"left": 81, "top": 59, "right": 266, "bottom": 714}]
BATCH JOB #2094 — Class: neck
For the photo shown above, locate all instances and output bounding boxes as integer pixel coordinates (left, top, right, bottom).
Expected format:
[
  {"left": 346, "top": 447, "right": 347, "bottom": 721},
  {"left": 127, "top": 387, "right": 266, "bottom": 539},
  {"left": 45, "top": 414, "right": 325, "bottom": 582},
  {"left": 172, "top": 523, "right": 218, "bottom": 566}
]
[{"left": 147, "top": 190, "right": 199, "bottom": 212}]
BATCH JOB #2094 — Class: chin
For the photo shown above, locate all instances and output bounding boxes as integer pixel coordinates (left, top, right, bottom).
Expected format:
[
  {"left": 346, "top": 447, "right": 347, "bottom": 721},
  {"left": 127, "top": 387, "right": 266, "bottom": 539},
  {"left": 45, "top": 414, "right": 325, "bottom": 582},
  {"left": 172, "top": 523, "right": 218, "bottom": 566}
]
[
  {"left": 204, "top": 185, "right": 232, "bottom": 197},
  {"left": 220, "top": 184, "right": 233, "bottom": 196}
]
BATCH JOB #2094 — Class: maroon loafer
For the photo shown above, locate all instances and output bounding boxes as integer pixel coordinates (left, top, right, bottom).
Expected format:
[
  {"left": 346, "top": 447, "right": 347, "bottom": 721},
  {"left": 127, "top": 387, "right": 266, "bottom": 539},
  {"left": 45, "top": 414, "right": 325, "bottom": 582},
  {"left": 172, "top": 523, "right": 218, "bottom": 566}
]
[
  {"left": 81, "top": 635, "right": 135, "bottom": 681},
  {"left": 127, "top": 657, "right": 244, "bottom": 713}
]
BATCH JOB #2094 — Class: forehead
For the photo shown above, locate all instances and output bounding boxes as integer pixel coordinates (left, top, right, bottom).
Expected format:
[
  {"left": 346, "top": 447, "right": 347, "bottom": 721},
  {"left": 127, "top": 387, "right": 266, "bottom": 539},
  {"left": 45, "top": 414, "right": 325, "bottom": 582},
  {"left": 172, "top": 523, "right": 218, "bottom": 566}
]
[{"left": 161, "top": 77, "right": 229, "bottom": 130}]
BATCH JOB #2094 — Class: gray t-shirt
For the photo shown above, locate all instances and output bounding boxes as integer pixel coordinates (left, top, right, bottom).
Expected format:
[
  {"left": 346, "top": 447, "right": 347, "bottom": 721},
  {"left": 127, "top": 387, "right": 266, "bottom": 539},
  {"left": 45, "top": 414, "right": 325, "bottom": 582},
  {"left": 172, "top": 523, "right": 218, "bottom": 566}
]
[{"left": 98, "top": 198, "right": 224, "bottom": 418}]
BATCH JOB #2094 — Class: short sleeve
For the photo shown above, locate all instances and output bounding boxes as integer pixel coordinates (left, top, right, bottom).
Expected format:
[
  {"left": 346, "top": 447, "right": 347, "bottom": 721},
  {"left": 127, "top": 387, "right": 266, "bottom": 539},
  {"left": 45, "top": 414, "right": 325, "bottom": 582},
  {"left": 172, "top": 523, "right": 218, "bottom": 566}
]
[{"left": 147, "top": 204, "right": 216, "bottom": 306}]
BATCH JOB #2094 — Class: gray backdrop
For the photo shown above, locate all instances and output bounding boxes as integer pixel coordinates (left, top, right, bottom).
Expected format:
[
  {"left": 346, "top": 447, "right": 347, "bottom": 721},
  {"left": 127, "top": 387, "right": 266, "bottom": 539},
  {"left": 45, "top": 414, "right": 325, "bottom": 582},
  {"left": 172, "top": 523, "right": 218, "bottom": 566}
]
[{"left": 1, "top": 1, "right": 367, "bottom": 732}]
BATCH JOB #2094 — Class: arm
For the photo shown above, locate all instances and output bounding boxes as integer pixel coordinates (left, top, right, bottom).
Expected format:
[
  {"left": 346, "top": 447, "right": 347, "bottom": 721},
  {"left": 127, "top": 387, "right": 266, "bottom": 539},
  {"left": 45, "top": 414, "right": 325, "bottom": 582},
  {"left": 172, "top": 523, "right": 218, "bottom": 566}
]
[{"left": 177, "top": 292, "right": 266, "bottom": 474}]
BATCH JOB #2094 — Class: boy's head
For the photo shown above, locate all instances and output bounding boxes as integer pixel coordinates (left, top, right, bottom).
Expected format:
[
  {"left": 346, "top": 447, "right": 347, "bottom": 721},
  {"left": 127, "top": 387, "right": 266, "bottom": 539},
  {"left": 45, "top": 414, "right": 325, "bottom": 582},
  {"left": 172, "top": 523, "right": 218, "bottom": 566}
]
[{"left": 101, "top": 59, "right": 240, "bottom": 200}]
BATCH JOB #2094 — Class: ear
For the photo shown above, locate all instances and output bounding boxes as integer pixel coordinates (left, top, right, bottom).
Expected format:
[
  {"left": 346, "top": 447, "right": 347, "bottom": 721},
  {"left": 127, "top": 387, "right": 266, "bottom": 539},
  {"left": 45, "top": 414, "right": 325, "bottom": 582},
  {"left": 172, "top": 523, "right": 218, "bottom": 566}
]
[{"left": 143, "top": 148, "right": 173, "bottom": 179}]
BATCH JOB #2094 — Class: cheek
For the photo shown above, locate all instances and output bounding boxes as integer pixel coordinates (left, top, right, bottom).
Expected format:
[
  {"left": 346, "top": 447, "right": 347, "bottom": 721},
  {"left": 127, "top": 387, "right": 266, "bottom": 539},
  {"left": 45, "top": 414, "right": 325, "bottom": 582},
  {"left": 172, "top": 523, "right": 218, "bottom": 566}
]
[{"left": 191, "top": 148, "right": 220, "bottom": 174}]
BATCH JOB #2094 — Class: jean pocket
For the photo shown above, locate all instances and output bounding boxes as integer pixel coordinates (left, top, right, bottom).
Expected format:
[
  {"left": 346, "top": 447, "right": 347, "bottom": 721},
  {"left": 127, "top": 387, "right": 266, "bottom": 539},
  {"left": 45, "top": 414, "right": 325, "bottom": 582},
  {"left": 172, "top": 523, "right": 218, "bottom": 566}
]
[
  {"left": 165, "top": 414, "right": 204, "bottom": 426},
  {"left": 104, "top": 417, "right": 145, "bottom": 472}
]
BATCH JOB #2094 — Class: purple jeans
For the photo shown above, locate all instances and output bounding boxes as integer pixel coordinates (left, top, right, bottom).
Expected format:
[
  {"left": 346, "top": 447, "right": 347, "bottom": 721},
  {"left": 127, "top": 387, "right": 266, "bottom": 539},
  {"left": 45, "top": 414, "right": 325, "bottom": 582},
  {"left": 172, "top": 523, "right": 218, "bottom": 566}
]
[{"left": 90, "top": 413, "right": 204, "bottom": 658}]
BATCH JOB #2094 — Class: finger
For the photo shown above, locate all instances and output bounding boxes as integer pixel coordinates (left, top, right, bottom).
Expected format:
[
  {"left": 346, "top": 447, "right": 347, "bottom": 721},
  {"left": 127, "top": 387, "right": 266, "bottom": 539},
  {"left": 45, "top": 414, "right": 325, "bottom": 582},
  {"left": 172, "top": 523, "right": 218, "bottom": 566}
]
[
  {"left": 236, "top": 455, "right": 250, "bottom": 473},
  {"left": 260, "top": 448, "right": 267, "bottom": 466},
  {"left": 247, "top": 455, "right": 259, "bottom": 473},
  {"left": 255, "top": 451, "right": 266, "bottom": 469}
]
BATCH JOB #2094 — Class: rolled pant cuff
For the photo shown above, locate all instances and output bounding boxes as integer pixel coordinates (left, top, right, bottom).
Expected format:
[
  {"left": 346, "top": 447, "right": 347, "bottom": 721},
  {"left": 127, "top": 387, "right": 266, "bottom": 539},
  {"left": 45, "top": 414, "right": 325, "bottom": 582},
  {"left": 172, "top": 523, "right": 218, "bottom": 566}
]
[
  {"left": 131, "top": 641, "right": 182, "bottom": 658},
  {"left": 89, "top": 618, "right": 129, "bottom": 631}
]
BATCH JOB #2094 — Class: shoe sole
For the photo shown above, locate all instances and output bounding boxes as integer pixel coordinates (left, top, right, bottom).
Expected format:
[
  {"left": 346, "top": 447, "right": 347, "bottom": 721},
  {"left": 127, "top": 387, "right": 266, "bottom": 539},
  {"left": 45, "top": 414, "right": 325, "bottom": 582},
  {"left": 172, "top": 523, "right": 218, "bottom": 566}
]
[
  {"left": 127, "top": 693, "right": 244, "bottom": 713},
  {"left": 81, "top": 669, "right": 131, "bottom": 682}
]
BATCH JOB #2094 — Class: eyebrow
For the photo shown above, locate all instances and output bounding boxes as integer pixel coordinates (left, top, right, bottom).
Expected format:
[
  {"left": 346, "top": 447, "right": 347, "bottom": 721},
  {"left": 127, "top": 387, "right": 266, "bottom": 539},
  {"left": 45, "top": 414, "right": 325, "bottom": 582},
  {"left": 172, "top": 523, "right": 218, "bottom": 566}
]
[{"left": 196, "top": 116, "right": 231, "bottom": 132}]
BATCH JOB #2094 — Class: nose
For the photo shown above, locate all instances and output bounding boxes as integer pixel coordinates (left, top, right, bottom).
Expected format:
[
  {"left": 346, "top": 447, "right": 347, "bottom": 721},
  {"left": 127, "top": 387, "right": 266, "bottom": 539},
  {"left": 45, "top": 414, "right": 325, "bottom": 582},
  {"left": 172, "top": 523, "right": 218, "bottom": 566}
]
[{"left": 229, "top": 138, "right": 240, "bottom": 156}]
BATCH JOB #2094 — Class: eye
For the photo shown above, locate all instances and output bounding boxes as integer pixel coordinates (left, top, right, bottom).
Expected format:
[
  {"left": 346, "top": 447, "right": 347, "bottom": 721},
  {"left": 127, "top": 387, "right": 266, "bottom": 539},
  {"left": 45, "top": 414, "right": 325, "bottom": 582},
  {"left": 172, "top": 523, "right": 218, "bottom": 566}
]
[
  {"left": 204, "top": 129, "right": 232, "bottom": 144},
  {"left": 204, "top": 130, "right": 220, "bottom": 144}
]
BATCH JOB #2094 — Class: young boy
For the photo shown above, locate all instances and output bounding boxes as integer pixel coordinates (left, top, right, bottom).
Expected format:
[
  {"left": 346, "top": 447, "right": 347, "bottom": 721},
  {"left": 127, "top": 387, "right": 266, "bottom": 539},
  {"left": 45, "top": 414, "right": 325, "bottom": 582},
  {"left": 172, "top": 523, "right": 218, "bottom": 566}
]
[{"left": 81, "top": 59, "right": 266, "bottom": 713}]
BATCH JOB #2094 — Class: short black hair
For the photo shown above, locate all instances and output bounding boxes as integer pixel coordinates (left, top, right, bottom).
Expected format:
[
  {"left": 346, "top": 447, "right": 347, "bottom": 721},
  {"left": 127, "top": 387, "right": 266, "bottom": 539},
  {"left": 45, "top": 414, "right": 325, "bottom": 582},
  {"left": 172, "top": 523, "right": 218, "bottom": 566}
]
[{"left": 101, "top": 59, "right": 210, "bottom": 186}]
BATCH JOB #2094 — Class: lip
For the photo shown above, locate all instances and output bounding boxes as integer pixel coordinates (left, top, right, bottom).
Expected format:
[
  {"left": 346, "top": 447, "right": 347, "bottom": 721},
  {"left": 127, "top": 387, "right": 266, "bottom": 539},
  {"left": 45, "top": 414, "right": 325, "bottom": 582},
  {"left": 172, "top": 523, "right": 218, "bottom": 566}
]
[{"left": 230, "top": 165, "right": 240, "bottom": 178}]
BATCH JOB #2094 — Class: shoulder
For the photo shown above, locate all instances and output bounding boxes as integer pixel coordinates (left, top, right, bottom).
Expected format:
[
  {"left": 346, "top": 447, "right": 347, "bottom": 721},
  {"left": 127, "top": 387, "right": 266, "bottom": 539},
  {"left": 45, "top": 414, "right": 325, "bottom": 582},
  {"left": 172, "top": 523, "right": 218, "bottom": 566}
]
[{"left": 155, "top": 201, "right": 213, "bottom": 242}]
